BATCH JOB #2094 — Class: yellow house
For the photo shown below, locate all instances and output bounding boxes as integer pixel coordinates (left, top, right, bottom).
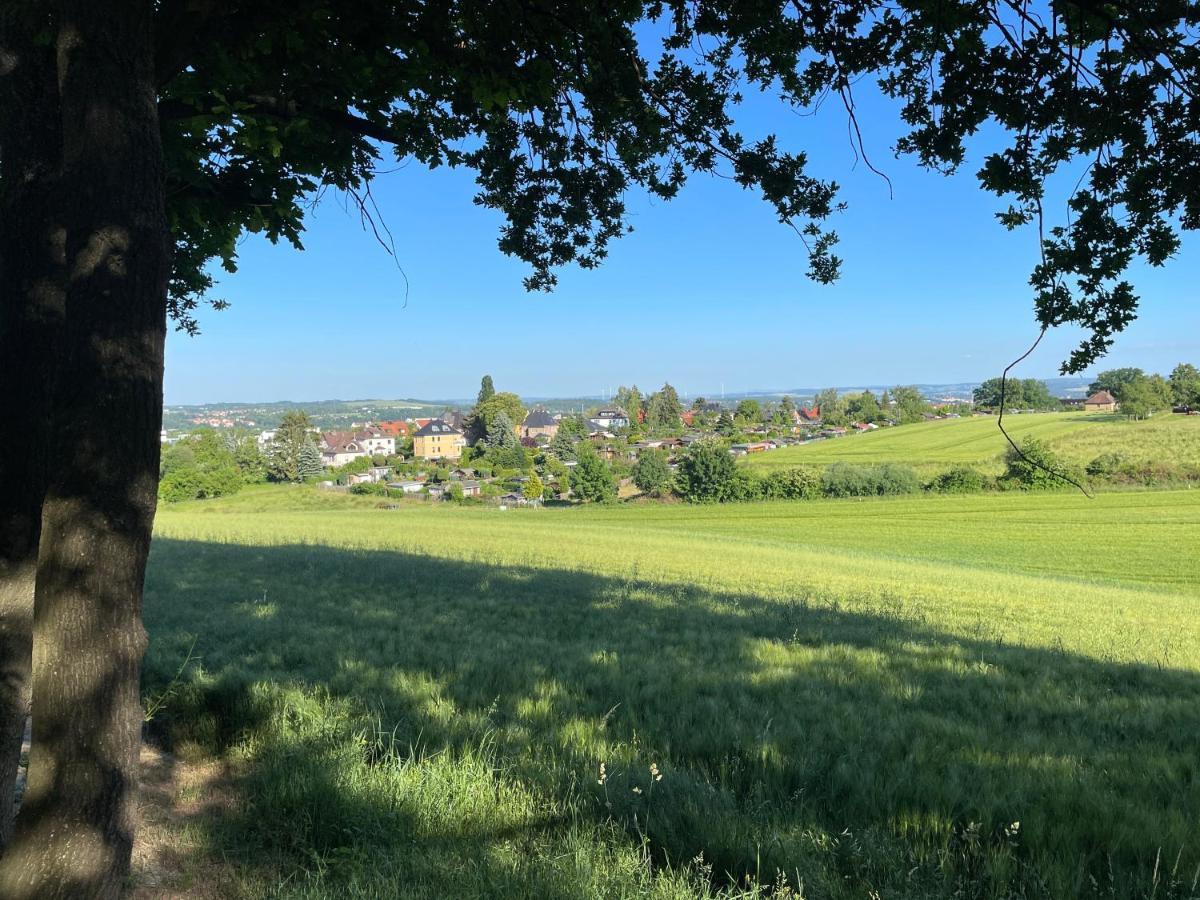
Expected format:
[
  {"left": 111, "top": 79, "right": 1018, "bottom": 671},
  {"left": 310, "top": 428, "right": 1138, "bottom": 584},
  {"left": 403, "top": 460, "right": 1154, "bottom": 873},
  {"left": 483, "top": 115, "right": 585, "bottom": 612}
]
[{"left": 412, "top": 419, "right": 465, "bottom": 460}]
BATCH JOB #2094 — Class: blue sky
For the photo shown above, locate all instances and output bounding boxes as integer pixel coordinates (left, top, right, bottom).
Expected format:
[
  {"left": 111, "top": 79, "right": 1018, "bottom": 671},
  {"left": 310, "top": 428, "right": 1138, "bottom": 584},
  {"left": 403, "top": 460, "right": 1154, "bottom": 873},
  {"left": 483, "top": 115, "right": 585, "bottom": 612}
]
[{"left": 165, "top": 80, "right": 1199, "bottom": 405}]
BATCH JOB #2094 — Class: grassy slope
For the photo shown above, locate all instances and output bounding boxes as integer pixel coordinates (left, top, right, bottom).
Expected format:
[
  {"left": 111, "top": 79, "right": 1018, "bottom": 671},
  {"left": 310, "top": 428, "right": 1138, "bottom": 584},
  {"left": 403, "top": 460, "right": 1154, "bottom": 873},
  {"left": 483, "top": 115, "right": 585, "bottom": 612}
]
[
  {"left": 741, "top": 411, "right": 1200, "bottom": 474},
  {"left": 144, "top": 487, "right": 1200, "bottom": 898}
]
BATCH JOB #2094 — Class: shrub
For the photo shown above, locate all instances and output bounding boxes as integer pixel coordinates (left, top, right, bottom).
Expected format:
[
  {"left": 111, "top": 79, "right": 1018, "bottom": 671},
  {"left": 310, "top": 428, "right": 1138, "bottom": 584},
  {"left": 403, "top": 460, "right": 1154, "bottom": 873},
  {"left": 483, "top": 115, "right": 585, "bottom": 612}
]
[
  {"left": 1086, "top": 453, "right": 1129, "bottom": 478},
  {"left": 569, "top": 445, "right": 617, "bottom": 503},
  {"left": 929, "top": 465, "right": 988, "bottom": 494},
  {"left": 632, "top": 451, "right": 672, "bottom": 496},
  {"left": 675, "top": 439, "right": 736, "bottom": 502},
  {"left": 1001, "top": 438, "right": 1083, "bottom": 490},
  {"left": 761, "top": 467, "right": 821, "bottom": 500},
  {"left": 726, "top": 469, "right": 765, "bottom": 501},
  {"left": 822, "top": 463, "right": 920, "bottom": 498}
]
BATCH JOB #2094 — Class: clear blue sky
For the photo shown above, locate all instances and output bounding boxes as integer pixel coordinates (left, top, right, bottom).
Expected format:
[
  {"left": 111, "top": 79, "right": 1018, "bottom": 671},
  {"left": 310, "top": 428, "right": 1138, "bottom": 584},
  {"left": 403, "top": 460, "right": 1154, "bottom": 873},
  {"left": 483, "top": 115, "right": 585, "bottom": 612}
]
[{"left": 164, "top": 80, "right": 1199, "bottom": 405}]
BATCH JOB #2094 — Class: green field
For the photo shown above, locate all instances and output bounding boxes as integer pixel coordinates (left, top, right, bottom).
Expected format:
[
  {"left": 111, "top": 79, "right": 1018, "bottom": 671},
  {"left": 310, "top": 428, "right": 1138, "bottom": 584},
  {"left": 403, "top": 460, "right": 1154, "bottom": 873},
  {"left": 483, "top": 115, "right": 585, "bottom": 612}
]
[
  {"left": 143, "top": 486, "right": 1200, "bottom": 898},
  {"left": 741, "top": 411, "right": 1200, "bottom": 475}
]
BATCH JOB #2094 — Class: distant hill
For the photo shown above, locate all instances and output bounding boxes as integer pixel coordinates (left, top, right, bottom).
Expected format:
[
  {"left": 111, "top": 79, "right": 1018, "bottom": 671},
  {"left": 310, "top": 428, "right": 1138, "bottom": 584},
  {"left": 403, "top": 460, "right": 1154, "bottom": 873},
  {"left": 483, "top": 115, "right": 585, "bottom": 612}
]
[{"left": 162, "top": 376, "right": 1100, "bottom": 430}]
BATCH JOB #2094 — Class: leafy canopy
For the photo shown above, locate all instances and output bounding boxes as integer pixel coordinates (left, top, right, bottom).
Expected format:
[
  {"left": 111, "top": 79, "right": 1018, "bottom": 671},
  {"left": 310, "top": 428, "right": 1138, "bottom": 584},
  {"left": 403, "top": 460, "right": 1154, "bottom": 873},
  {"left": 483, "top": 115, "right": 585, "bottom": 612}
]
[{"left": 146, "top": 1, "right": 1200, "bottom": 369}]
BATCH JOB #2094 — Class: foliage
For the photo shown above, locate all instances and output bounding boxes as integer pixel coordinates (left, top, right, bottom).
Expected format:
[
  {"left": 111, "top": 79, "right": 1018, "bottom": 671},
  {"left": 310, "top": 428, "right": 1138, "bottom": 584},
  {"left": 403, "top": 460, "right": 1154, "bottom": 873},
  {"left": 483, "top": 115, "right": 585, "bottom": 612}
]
[
  {"left": 485, "top": 410, "right": 519, "bottom": 450},
  {"left": 821, "top": 463, "right": 920, "bottom": 498},
  {"left": 973, "top": 378, "right": 1060, "bottom": 411},
  {"left": 889, "top": 386, "right": 933, "bottom": 424},
  {"left": 735, "top": 399, "right": 761, "bottom": 423},
  {"left": 760, "top": 467, "right": 822, "bottom": 500},
  {"left": 645, "top": 384, "right": 683, "bottom": 431},
  {"left": 814, "top": 388, "right": 846, "bottom": 426},
  {"left": 613, "top": 386, "right": 643, "bottom": 427},
  {"left": 522, "top": 473, "right": 544, "bottom": 502},
  {"left": 268, "top": 411, "right": 316, "bottom": 483},
  {"left": 1119, "top": 373, "right": 1174, "bottom": 420},
  {"left": 477, "top": 375, "right": 495, "bottom": 406},
  {"left": 632, "top": 451, "right": 672, "bottom": 497},
  {"left": 468, "top": 390, "right": 525, "bottom": 446},
  {"left": 158, "top": 431, "right": 246, "bottom": 502},
  {"left": 568, "top": 444, "right": 616, "bottom": 504},
  {"left": 845, "top": 390, "right": 882, "bottom": 423},
  {"left": 1168, "top": 363, "right": 1200, "bottom": 408},
  {"left": 675, "top": 440, "right": 736, "bottom": 503},
  {"left": 1001, "top": 439, "right": 1082, "bottom": 491},
  {"left": 484, "top": 443, "right": 530, "bottom": 473},
  {"left": 297, "top": 441, "right": 324, "bottom": 479},
  {"left": 1089, "top": 368, "right": 1146, "bottom": 401},
  {"left": 929, "top": 465, "right": 989, "bottom": 494}
]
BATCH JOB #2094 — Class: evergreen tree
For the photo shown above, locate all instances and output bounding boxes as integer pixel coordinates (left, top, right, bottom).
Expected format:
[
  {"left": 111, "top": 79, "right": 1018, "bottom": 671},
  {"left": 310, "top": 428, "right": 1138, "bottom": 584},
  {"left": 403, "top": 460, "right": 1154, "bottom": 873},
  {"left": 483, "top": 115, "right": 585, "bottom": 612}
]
[
  {"left": 297, "top": 441, "right": 324, "bottom": 478},
  {"left": 486, "top": 410, "right": 519, "bottom": 450},
  {"left": 269, "top": 411, "right": 315, "bottom": 482},
  {"left": 549, "top": 430, "right": 578, "bottom": 461},
  {"left": 647, "top": 383, "right": 683, "bottom": 429},
  {"left": 477, "top": 375, "right": 496, "bottom": 405}
]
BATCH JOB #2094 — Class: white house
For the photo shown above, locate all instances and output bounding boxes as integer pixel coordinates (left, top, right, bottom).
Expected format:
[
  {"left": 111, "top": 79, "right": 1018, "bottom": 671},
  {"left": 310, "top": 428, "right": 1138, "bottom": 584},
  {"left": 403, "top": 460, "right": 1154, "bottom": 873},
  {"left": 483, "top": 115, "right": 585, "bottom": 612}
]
[
  {"left": 589, "top": 408, "right": 629, "bottom": 429},
  {"left": 320, "top": 427, "right": 396, "bottom": 468}
]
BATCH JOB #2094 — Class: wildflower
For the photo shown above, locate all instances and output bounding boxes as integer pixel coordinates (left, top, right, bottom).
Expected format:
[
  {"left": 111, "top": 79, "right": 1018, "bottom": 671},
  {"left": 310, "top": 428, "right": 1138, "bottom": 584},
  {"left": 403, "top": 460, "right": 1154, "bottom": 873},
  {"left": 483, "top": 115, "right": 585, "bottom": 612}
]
[
  {"left": 650, "top": 762, "right": 662, "bottom": 782},
  {"left": 597, "top": 762, "right": 608, "bottom": 785},
  {"left": 632, "top": 786, "right": 642, "bottom": 794}
]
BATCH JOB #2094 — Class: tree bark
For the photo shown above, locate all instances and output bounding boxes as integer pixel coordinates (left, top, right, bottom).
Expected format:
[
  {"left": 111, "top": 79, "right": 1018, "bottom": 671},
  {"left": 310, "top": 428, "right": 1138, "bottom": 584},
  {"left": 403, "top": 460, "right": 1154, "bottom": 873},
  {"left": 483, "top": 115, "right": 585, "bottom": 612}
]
[
  {"left": 0, "top": 6, "right": 65, "bottom": 850},
  {"left": 0, "top": 1, "right": 168, "bottom": 895}
]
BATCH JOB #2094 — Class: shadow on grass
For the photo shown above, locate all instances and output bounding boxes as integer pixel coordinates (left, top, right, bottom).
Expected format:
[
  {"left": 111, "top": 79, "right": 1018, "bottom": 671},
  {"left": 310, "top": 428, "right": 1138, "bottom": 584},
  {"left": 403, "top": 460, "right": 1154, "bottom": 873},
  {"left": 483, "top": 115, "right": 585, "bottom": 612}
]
[{"left": 142, "top": 538, "right": 1200, "bottom": 898}]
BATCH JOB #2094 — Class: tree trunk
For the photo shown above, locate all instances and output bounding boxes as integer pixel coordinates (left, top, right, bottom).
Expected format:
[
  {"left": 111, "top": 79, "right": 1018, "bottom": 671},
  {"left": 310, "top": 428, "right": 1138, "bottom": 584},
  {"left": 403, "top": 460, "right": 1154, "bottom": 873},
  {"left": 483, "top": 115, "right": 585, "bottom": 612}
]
[
  {"left": 0, "top": 1, "right": 168, "bottom": 896},
  {"left": 0, "top": 7, "right": 65, "bottom": 849}
]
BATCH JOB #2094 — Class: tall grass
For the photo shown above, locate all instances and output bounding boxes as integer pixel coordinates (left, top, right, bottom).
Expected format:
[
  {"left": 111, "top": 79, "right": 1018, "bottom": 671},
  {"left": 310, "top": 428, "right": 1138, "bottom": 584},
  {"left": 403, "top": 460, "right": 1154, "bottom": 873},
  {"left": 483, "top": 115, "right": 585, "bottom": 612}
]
[{"left": 143, "top": 488, "right": 1200, "bottom": 898}]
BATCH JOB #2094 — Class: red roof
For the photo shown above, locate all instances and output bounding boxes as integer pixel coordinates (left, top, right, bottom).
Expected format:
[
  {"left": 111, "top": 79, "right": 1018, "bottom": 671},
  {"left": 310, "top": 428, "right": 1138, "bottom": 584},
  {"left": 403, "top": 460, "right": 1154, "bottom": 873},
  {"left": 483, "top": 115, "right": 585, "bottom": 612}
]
[
  {"left": 378, "top": 420, "right": 410, "bottom": 437},
  {"left": 1086, "top": 390, "right": 1116, "bottom": 405}
]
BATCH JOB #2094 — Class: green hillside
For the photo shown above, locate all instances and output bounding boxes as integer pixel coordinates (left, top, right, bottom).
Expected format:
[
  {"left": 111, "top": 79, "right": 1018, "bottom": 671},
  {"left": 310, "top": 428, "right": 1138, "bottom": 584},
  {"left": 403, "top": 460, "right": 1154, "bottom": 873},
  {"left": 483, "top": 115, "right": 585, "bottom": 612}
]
[{"left": 742, "top": 411, "right": 1200, "bottom": 474}]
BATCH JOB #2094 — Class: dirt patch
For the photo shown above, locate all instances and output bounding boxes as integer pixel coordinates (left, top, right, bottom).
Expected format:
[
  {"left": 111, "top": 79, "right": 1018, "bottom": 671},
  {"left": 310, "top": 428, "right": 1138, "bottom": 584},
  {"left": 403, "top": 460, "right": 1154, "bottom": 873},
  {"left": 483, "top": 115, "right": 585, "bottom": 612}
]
[{"left": 129, "top": 743, "right": 243, "bottom": 899}]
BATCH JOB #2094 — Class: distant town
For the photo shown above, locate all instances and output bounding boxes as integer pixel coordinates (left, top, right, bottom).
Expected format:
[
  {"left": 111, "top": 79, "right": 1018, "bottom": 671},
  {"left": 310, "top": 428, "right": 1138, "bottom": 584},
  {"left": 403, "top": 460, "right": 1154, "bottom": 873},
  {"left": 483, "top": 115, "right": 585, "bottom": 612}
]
[{"left": 155, "top": 365, "right": 1199, "bottom": 507}]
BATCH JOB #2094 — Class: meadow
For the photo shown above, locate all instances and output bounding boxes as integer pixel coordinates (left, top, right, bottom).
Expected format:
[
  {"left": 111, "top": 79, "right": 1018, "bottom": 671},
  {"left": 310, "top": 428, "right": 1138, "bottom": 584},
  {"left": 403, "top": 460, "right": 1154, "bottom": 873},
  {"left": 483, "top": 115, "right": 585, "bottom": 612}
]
[
  {"left": 142, "top": 486, "right": 1200, "bottom": 898},
  {"left": 740, "top": 411, "right": 1200, "bottom": 476}
]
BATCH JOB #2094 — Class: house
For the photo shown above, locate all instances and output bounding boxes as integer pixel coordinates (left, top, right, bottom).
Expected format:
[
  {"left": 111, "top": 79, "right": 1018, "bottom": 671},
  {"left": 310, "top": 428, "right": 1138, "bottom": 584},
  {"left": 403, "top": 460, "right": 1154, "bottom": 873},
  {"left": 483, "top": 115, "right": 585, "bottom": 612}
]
[
  {"left": 442, "top": 409, "right": 467, "bottom": 431},
  {"left": 320, "top": 433, "right": 370, "bottom": 468},
  {"left": 412, "top": 418, "right": 466, "bottom": 460},
  {"left": 320, "top": 428, "right": 396, "bottom": 467},
  {"left": 795, "top": 405, "right": 821, "bottom": 426},
  {"left": 589, "top": 407, "right": 629, "bottom": 429},
  {"left": 521, "top": 408, "right": 559, "bottom": 441},
  {"left": 459, "top": 480, "right": 482, "bottom": 497},
  {"left": 378, "top": 420, "right": 410, "bottom": 438},
  {"left": 353, "top": 426, "right": 396, "bottom": 456},
  {"left": 730, "top": 442, "right": 769, "bottom": 454},
  {"left": 1084, "top": 390, "right": 1118, "bottom": 412},
  {"left": 449, "top": 467, "right": 476, "bottom": 480}
]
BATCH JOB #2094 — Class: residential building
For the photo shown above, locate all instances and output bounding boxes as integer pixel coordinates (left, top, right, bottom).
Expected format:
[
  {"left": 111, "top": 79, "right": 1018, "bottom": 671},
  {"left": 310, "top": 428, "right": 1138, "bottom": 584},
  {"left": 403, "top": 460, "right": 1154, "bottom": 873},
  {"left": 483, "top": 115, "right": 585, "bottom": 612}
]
[
  {"left": 1084, "top": 390, "right": 1118, "bottom": 412},
  {"left": 378, "top": 420, "right": 410, "bottom": 438},
  {"left": 521, "top": 408, "right": 559, "bottom": 441},
  {"left": 589, "top": 407, "right": 629, "bottom": 429},
  {"left": 320, "top": 428, "right": 396, "bottom": 467},
  {"left": 413, "top": 419, "right": 466, "bottom": 460}
]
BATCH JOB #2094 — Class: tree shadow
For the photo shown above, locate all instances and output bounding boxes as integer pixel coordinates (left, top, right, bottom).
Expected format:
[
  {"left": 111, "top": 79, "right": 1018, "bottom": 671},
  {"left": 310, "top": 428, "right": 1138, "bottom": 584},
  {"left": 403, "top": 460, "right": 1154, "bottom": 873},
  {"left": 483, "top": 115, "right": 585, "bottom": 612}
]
[{"left": 142, "top": 538, "right": 1200, "bottom": 897}]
